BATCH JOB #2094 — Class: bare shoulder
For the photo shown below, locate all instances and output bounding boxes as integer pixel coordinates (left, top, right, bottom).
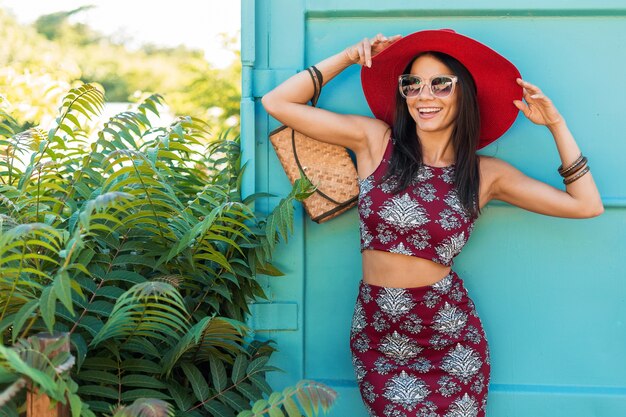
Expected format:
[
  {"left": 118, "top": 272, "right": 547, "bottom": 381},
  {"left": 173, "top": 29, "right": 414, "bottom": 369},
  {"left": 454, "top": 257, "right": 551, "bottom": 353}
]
[
  {"left": 478, "top": 154, "right": 504, "bottom": 173},
  {"left": 478, "top": 154, "right": 500, "bottom": 179},
  {"left": 477, "top": 155, "right": 515, "bottom": 207},
  {"left": 364, "top": 118, "right": 392, "bottom": 152},
  {"left": 478, "top": 154, "right": 538, "bottom": 205},
  {"left": 355, "top": 118, "right": 392, "bottom": 179},
  {"left": 478, "top": 154, "right": 525, "bottom": 182}
]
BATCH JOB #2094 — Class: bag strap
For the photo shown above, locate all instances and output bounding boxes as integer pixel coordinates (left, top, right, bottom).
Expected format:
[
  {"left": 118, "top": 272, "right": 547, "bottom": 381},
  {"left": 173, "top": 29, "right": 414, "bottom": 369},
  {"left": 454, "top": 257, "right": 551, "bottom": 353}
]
[
  {"left": 311, "top": 197, "right": 358, "bottom": 223},
  {"left": 291, "top": 66, "right": 358, "bottom": 207},
  {"left": 291, "top": 128, "right": 359, "bottom": 205}
]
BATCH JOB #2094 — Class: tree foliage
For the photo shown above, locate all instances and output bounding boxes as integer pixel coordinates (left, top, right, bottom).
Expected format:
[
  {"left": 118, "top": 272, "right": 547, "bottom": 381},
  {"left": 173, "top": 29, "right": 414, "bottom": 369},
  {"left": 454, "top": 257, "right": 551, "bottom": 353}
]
[
  {"left": 0, "top": 7, "right": 240, "bottom": 133},
  {"left": 0, "top": 8, "right": 80, "bottom": 130}
]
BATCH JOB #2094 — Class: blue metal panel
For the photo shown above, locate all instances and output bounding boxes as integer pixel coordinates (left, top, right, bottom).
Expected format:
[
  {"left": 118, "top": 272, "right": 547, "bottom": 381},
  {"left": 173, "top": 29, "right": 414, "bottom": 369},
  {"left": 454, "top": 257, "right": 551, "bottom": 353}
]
[
  {"left": 243, "top": 1, "right": 626, "bottom": 416},
  {"left": 244, "top": 0, "right": 309, "bottom": 392},
  {"left": 306, "top": 0, "right": 626, "bottom": 14},
  {"left": 248, "top": 302, "right": 299, "bottom": 331}
]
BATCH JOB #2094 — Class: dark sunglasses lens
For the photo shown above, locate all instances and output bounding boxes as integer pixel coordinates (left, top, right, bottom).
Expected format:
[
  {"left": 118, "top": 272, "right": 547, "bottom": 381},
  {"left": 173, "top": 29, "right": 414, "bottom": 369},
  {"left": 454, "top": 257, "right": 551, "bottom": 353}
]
[
  {"left": 400, "top": 76, "right": 422, "bottom": 97},
  {"left": 431, "top": 77, "right": 454, "bottom": 97}
]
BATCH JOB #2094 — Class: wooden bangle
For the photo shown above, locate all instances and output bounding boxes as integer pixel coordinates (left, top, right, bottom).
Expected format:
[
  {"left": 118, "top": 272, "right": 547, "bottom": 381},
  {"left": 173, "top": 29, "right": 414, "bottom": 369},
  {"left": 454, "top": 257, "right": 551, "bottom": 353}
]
[
  {"left": 560, "top": 157, "right": 588, "bottom": 178},
  {"left": 558, "top": 153, "right": 583, "bottom": 176},
  {"left": 563, "top": 165, "right": 590, "bottom": 185}
]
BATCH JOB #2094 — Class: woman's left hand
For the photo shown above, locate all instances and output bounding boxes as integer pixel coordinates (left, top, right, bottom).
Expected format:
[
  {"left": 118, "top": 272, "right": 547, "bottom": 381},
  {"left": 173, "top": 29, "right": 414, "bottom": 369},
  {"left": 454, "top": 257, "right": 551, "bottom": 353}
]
[{"left": 513, "top": 78, "right": 563, "bottom": 128}]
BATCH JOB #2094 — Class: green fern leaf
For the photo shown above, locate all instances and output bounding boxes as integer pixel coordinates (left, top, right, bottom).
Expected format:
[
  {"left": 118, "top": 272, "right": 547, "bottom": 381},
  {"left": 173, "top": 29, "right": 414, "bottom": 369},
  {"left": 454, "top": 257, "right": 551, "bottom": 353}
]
[
  {"left": 267, "top": 392, "right": 282, "bottom": 406},
  {"left": 39, "top": 286, "right": 57, "bottom": 332},
  {"left": 282, "top": 397, "right": 301, "bottom": 417},
  {"left": 121, "top": 388, "right": 172, "bottom": 402},
  {"left": 180, "top": 362, "right": 210, "bottom": 402},
  {"left": 231, "top": 354, "right": 249, "bottom": 384},
  {"left": 220, "top": 391, "right": 250, "bottom": 413},
  {"left": 10, "top": 299, "right": 39, "bottom": 343},
  {"left": 294, "top": 390, "right": 312, "bottom": 417},
  {"left": 52, "top": 270, "right": 74, "bottom": 316},
  {"left": 235, "top": 381, "right": 337, "bottom": 417},
  {"left": 167, "top": 379, "right": 196, "bottom": 411},
  {"left": 122, "top": 338, "right": 161, "bottom": 358},
  {"left": 250, "top": 399, "right": 269, "bottom": 415},
  {"left": 160, "top": 316, "right": 213, "bottom": 376},
  {"left": 120, "top": 358, "right": 162, "bottom": 374},
  {"left": 78, "top": 385, "right": 119, "bottom": 400},
  {"left": 246, "top": 356, "right": 270, "bottom": 376},
  {"left": 268, "top": 408, "right": 284, "bottom": 417},
  {"left": 122, "top": 374, "right": 167, "bottom": 390},
  {"left": 70, "top": 332, "right": 88, "bottom": 370},
  {"left": 204, "top": 399, "right": 236, "bottom": 417},
  {"left": 209, "top": 355, "right": 228, "bottom": 392},
  {"left": 77, "top": 370, "right": 119, "bottom": 385},
  {"left": 236, "top": 382, "right": 261, "bottom": 402},
  {"left": 248, "top": 373, "right": 272, "bottom": 396}
]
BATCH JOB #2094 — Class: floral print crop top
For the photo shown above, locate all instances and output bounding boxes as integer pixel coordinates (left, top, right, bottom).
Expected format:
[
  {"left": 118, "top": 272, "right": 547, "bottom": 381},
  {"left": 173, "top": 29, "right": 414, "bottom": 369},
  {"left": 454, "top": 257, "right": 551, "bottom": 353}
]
[{"left": 358, "top": 138, "right": 477, "bottom": 267}]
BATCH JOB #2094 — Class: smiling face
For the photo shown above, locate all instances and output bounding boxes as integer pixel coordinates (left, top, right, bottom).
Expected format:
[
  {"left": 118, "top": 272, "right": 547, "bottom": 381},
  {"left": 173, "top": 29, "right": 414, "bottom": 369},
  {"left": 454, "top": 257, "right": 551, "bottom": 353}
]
[{"left": 405, "top": 54, "right": 459, "bottom": 139}]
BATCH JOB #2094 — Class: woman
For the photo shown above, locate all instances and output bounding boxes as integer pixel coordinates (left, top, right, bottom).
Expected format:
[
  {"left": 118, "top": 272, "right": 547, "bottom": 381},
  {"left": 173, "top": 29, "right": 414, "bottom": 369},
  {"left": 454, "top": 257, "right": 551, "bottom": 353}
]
[{"left": 262, "top": 30, "right": 603, "bottom": 417}]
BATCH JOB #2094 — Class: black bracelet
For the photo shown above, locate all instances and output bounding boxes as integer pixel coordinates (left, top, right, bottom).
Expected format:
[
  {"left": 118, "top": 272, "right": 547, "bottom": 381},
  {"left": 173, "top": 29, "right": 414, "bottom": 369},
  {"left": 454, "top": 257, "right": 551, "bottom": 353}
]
[
  {"left": 310, "top": 65, "right": 324, "bottom": 88},
  {"left": 306, "top": 67, "right": 319, "bottom": 106}
]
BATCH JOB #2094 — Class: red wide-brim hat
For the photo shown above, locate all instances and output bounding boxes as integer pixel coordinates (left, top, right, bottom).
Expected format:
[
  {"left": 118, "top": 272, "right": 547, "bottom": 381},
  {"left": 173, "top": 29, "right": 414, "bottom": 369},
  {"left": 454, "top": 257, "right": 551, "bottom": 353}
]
[{"left": 361, "top": 29, "right": 522, "bottom": 149}]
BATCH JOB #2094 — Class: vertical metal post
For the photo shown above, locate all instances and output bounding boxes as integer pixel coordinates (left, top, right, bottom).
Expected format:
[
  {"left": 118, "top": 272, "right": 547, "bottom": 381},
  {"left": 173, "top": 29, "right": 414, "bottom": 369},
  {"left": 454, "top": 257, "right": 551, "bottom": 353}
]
[{"left": 241, "top": 0, "right": 257, "bottom": 203}]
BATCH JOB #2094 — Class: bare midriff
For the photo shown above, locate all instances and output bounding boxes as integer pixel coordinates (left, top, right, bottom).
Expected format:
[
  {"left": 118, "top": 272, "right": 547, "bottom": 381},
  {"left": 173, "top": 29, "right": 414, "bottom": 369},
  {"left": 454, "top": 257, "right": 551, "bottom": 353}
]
[{"left": 361, "top": 249, "right": 452, "bottom": 288}]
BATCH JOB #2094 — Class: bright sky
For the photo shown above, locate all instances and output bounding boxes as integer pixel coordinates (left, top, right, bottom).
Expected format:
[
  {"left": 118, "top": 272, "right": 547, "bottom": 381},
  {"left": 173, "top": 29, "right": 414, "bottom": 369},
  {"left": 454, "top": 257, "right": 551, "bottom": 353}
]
[{"left": 1, "top": 0, "right": 241, "bottom": 68}]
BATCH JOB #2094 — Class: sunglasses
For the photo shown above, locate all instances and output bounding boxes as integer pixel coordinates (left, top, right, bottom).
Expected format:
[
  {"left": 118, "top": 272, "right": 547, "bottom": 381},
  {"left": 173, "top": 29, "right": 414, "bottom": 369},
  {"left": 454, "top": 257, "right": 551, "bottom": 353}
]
[{"left": 398, "top": 74, "right": 458, "bottom": 99}]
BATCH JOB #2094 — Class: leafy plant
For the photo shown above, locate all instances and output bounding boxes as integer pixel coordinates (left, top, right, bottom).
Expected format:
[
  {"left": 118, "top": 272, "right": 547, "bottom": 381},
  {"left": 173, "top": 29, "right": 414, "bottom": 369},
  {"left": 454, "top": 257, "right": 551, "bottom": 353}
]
[
  {"left": 0, "top": 83, "right": 334, "bottom": 417},
  {"left": 110, "top": 398, "right": 173, "bottom": 417},
  {"left": 242, "top": 381, "right": 337, "bottom": 417}
]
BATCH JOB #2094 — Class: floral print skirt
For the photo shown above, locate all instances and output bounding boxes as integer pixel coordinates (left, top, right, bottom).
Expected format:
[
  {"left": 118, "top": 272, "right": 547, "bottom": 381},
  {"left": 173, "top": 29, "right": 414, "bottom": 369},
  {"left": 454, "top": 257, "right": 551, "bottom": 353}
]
[{"left": 350, "top": 270, "right": 490, "bottom": 417}]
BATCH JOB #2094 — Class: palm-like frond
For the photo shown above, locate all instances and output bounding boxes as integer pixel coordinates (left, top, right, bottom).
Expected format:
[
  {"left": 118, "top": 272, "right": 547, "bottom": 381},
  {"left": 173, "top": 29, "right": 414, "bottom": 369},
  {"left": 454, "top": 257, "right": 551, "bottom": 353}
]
[
  {"left": 239, "top": 381, "right": 337, "bottom": 417},
  {"left": 0, "top": 85, "right": 336, "bottom": 417},
  {"left": 160, "top": 315, "right": 246, "bottom": 377},
  {"left": 0, "top": 223, "right": 62, "bottom": 328},
  {"left": 91, "top": 281, "right": 189, "bottom": 347}
]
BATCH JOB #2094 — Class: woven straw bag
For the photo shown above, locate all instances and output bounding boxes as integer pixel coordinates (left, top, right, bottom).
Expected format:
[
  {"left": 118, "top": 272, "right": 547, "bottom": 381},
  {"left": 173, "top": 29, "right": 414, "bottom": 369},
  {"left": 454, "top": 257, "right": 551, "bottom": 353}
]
[{"left": 269, "top": 67, "right": 359, "bottom": 223}]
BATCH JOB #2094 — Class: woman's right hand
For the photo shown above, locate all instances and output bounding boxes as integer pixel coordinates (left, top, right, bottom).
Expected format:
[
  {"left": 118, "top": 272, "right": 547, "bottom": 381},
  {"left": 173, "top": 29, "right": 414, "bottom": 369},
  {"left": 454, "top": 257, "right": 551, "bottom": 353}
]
[{"left": 344, "top": 33, "right": 403, "bottom": 68}]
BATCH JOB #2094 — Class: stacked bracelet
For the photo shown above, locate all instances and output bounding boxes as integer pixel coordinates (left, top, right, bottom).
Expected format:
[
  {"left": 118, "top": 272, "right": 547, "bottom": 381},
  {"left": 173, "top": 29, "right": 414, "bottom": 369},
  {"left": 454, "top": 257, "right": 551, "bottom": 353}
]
[
  {"left": 559, "top": 154, "right": 583, "bottom": 176},
  {"left": 306, "top": 66, "right": 323, "bottom": 106},
  {"left": 563, "top": 165, "right": 590, "bottom": 184},
  {"left": 561, "top": 156, "right": 587, "bottom": 177},
  {"left": 310, "top": 65, "right": 324, "bottom": 87},
  {"left": 558, "top": 153, "right": 590, "bottom": 184}
]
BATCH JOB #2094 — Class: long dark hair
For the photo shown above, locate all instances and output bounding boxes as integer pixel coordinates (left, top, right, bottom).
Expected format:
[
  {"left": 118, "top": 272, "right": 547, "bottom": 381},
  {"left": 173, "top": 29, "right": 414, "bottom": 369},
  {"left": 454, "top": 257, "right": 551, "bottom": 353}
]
[{"left": 383, "top": 51, "right": 481, "bottom": 219}]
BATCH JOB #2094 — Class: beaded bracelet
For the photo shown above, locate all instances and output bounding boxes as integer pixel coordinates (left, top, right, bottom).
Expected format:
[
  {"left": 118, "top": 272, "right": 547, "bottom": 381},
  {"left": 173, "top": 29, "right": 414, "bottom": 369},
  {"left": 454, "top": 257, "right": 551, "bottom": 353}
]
[
  {"left": 558, "top": 153, "right": 584, "bottom": 177},
  {"left": 563, "top": 165, "right": 590, "bottom": 185}
]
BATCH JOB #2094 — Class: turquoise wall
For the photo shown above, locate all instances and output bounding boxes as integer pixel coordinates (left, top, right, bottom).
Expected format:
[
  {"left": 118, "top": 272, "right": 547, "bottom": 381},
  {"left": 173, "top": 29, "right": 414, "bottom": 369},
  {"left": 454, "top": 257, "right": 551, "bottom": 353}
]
[{"left": 241, "top": 1, "right": 626, "bottom": 416}]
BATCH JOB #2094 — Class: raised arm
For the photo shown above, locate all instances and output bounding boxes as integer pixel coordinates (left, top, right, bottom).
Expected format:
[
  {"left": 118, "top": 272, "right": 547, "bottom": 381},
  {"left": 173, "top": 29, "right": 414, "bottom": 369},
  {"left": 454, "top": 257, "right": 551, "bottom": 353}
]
[
  {"left": 261, "top": 34, "right": 401, "bottom": 154},
  {"left": 488, "top": 78, "right": 603, "bottom": 218}
]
